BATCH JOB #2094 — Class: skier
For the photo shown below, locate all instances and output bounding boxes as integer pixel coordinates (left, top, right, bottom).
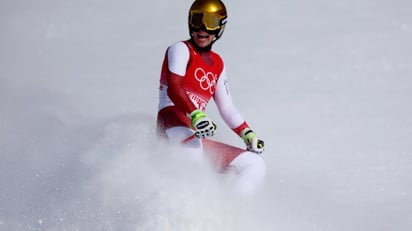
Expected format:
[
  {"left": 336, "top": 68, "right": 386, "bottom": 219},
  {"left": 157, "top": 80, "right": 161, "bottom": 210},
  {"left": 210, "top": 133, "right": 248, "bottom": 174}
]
[{"left": 156, "top": 0, "right": 266, "bottom": 194}]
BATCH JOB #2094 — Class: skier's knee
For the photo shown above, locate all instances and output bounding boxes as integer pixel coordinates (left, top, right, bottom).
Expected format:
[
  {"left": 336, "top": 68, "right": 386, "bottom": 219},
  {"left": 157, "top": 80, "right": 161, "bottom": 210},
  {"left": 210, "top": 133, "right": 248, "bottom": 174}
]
[
  {"left": 230, "top": 152, "right": 266, "bottom": 194},
  {"left": 233, "top": 152, "right": 266, "bottom": 176}
]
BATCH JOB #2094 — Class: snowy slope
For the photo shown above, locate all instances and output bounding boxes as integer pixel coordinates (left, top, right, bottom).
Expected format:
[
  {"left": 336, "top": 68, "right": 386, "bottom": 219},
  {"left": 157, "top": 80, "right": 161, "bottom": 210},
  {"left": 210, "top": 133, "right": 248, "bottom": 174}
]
[{"left": 1, "top": 0, "right": 412, "bottom": 230}]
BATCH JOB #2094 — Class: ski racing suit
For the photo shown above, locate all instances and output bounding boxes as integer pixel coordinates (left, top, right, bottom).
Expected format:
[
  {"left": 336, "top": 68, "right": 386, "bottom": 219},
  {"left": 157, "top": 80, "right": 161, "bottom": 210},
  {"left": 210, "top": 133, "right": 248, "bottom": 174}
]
[{"left": 156, "top": 40, "right": 266, "bottom": 194}]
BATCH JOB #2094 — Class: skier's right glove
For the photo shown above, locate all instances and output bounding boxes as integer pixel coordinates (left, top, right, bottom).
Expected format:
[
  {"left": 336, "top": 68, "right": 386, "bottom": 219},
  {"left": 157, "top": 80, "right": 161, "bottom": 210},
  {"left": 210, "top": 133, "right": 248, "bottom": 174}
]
[
  {"left": 190, "top": 109, "right": 217, "bottom": 138},
  {"left": 242, "top": 128, "right": 265, "bottom": 154}
]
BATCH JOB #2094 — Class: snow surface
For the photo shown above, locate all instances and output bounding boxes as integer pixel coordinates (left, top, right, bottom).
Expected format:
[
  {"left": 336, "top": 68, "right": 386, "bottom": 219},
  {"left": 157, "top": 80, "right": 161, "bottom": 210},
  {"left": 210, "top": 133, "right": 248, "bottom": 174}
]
[{"left": 1, "top": 0, "right": 412, "bottom": 230}]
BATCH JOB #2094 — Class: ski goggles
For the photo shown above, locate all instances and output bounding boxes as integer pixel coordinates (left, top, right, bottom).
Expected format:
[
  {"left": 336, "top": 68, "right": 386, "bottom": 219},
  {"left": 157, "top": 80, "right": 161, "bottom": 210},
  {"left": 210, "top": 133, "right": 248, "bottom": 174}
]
[{"left": 189, "top": 11, "right": 227, "bottom": 31}]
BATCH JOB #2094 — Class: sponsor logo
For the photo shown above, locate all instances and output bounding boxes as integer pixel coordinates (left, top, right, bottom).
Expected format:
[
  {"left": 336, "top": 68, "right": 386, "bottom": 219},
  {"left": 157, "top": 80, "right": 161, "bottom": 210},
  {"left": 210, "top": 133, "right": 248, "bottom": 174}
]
[{"left": 188, "top": 92, "right": 207, "bottom": 111}]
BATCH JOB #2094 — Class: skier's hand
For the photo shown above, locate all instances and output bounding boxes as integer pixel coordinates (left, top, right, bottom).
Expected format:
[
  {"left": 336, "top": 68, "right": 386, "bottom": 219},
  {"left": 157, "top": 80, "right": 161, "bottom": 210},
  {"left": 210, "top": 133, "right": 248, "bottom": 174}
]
[
  {"left": 190, "top": 109, "right": 217, "bottom": 138},
  {"left": 242, "top": 128, "right": 264, "bottom": 154}
]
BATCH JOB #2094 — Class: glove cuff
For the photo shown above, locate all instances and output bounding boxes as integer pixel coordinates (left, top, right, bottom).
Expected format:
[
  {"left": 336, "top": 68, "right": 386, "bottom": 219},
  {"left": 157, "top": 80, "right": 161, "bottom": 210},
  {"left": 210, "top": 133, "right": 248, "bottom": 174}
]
[
  {"left": 241, "top": 128, "right": 256, "bottom": 143},
  {"left": 232, "top": 121, "right": 250, "bottom": 137},
  {"left": 190, "top": 109, "right": 205, "bottom": 122}
]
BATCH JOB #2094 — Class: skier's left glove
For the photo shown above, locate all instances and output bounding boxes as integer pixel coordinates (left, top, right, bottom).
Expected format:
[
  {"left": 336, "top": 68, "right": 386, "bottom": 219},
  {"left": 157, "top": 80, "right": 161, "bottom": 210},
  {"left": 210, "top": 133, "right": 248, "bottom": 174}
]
[
  {"left": 190, "top": 109, "right": 217, "bottom": 138},
  {"left": 242, "top": 128, "right": 264, "bottom": 154}
]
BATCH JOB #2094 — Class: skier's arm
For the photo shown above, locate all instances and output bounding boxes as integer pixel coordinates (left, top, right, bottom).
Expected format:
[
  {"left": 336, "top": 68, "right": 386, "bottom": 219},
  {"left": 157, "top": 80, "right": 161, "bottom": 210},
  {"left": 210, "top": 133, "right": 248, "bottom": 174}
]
[
  {"left": 213, "top": 68, "right": 248, "bottom": 135},
  {"left": 214, "top": 70, "right": 264, "bottom": 153},
  {"left": 167, "top": 72, "right": 197, "bottom": 114},
  {"left": 166, "top": 42, "right": 197, "bottom": 114}
]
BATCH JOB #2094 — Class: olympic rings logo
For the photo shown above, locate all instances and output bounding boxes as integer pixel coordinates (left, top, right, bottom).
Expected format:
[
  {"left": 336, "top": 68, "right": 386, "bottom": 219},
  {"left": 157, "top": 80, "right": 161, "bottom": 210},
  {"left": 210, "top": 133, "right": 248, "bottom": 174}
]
[{"left": 194, "top": 67, "right": 217, "bottom": 94}]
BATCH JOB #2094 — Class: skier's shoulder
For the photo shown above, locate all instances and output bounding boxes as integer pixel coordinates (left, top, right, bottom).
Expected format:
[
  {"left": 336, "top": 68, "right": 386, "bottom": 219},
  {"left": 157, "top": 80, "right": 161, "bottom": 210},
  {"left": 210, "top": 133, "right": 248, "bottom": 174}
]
[
  {"left": 168, "top": 41, "right": 190, "bottom": 55},
  {"left": 166, "top": 41, "right": 191, "bottom": 67}
]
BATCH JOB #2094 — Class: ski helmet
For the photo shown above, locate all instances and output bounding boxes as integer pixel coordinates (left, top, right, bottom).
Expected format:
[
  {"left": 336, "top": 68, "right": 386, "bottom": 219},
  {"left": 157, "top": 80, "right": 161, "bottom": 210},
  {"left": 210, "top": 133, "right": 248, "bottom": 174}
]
[{"left": 188, "top": 0, "right": 227, "bottom": 41}]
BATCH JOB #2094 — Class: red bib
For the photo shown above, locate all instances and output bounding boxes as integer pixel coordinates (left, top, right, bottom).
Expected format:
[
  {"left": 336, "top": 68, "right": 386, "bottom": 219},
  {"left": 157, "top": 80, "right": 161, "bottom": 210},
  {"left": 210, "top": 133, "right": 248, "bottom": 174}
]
[{"left": 182, "top": 41, "right": 224, "bottom": 105}]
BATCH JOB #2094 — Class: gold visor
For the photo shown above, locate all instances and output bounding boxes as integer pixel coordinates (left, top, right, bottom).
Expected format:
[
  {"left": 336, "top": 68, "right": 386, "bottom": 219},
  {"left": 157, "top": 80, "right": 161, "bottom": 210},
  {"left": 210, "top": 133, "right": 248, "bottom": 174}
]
[{"left": 189, "top": 12, "right": 225, "bottom": 31}]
